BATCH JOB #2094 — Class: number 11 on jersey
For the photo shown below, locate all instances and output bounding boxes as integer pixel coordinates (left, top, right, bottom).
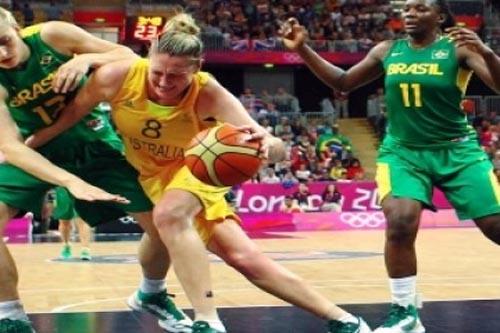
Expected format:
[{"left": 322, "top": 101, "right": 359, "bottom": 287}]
[{"left": 400, "top": 83, "right": 422, "bottom": 108}]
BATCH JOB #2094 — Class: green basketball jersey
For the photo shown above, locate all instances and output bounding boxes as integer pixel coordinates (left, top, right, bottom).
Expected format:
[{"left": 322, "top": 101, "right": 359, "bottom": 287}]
[
  {"left": 0, "top": 24, "right": 119, "bottom": 144},
  {"left": 382, "top": 37, "right": 476, "bottom": 148}
]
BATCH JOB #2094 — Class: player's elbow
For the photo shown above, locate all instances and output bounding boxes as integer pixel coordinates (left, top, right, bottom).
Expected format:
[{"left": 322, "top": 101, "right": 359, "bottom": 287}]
[{"left": 117, "top": 46, "right": 138, "bottom": 59}]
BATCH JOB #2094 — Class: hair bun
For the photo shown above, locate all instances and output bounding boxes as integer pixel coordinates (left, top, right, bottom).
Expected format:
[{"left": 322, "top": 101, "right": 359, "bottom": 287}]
[{"left": 164, "top": 13, "right": 200, "bottom": 36}]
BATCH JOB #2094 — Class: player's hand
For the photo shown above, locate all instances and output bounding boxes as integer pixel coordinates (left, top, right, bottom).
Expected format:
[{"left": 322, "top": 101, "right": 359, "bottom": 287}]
[
  {"left": 445, "top": 26, "right": 491, "bottom": 56},
  {"left": 25, "top": 127, "right": 57, "bottom": 149},
  {"left": 234, "top": 125, "right": 269, "bottom": 161},
  {"left": 65, "top": 178, "right": 130, "bottom": 204},
  {"left": 53, "top": 55, "right": 90, "bottom": 94},
  {"left": 278, "top": 18, "right": 308, "bottom": 51}
]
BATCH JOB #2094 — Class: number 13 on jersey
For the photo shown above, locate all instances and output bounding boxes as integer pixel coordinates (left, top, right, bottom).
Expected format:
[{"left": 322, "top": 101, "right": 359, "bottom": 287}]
[{"left": 400, "top": 83, "right": 422, "bottom": 108}]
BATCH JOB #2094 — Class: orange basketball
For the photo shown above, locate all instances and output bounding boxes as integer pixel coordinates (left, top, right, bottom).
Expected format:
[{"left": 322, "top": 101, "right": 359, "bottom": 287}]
[{"left": 185, "top": 123, "right": 262, "bottom": 187}]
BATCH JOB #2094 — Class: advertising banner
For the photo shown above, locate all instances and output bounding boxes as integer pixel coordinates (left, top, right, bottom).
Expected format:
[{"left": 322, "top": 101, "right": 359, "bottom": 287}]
[
  {"left": 240, "top": 210, "right": 474, "bottom": 232},
  {"left": 235, "top": 182, "right": 453, "bottom": 214},
  {"left": 4, "top": 217, "right": 30, "bottom": 243},
  {"left": 204, "top": 51, "right": 365, "bottom": 65}
]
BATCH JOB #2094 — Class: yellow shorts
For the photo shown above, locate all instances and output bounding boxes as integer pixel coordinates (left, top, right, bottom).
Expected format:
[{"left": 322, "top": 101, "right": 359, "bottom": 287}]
[{"left": 141, "top": 166, "right": 240, "bottom": 243}]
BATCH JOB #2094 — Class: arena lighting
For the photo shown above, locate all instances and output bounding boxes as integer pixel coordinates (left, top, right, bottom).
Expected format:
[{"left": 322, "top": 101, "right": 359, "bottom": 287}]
[{"left": 264, "top": 63, "right": 274, "bottom": 68}]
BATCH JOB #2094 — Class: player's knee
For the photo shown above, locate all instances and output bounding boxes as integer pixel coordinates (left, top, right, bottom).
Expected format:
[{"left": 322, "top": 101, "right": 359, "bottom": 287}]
[
  {"left": 384, "top": 207, "right": 419, "bottom": 242},
  {"left": 0, "top": 204, "right": 16, "bottom": 234},
  {"left": 475, "top": 214, "right": 500, "bottom": 245},
  {"left": 152, "top": 204, "right": 189, "bottom": 232}
]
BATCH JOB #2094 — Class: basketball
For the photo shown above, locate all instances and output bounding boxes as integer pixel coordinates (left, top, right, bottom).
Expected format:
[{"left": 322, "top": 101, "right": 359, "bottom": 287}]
[{"left": 185, "top": 123, "right": 263, "bottom": 187}]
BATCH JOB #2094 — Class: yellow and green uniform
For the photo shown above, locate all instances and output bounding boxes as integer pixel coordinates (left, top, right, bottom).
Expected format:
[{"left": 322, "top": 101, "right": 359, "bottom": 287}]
[
  {"left": 0, "top": 24, "right": 152, "bottom": 225},
  {"left": 110, "top": 58, "right": 238, "bottom": 242},
  {"left": 376, "top": 37, "right": 499, "bottom": 219}
]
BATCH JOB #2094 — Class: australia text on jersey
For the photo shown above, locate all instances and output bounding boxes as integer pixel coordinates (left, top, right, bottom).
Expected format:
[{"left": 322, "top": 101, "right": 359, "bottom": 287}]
[{"left": 128, "top": 137, "right": 184, "bottom": 160}]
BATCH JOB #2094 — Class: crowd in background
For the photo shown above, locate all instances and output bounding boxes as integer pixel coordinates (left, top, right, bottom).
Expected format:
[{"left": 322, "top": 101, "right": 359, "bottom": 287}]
[
  {"left": 238, "top": 87, "right": 365, "bottom": 184},
  {"left": 472, "top": 110, "right": 500, "bottom": 181},
  {"left": 3, "top": 0, "right": 494, "bottom": 54},
  {"left": 189, "top": 0, "right": 402, "bottom": 52}
]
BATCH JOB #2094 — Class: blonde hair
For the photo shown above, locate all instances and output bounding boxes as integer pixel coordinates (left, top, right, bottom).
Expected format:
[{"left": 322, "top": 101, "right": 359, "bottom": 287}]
[
  {"left": 0, "top": 7, "right": 18, "bottom": 27},
  {"left": 151, "top": 13, "right": 203, "bottom": 60}
]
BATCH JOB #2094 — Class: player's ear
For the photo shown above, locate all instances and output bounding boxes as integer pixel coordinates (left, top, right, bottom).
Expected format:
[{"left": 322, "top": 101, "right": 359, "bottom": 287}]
[
  {"left": 193, "top": 58, "right": 203, "bottom": 72},
  {"left": 438, "top": 13, "right": 446, "bottom": 26}
]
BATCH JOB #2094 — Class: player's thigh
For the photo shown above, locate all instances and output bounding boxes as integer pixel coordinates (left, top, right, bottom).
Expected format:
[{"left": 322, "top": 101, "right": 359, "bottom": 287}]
[
  {"left": 0, "top": 163, "right": 51, "bottom": 217},
  {"left": 441, "top": 159, "right": 500, "bottom": 220},
  {"left": 52, "top": 187, "right": 78, "bottom": 220},
  {"left": 74, "top": 156, "right": 153, "bottom": 227},
  {"left": 166, "top": 167, "right": 239, "bottom": 244},
  {"left": 376, "top": 146, "right": 433, "bottom": 206}
]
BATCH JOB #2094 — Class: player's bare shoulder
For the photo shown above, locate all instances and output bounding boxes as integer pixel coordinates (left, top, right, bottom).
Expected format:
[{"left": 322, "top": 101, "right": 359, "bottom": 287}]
[
  {"left": 371, "top": 40, "right": 395, "bottom": 62},
  {"left": 93, "top": 59, "right": 136, "bottom": 89},
  {"left": 195, "top": 75, "right": 222, "bottom": 117}
]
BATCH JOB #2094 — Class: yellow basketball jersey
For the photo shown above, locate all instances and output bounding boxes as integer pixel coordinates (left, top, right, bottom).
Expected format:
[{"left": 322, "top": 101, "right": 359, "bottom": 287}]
[{"left": 110, "top": 58, "right": 215, "bottom": 200}]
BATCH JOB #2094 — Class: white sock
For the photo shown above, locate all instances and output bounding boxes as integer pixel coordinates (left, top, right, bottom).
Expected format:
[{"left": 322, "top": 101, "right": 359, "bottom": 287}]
[
  {"left": 338, "top": 313, "right": 358, "bottom": 324},
  {"left": 0, "top": 300, "right": 29, "bottom": 321},
  {"left": 140, "top": 278, "right": 166, "bottom": 294},
  {"left": 390, "top": 276, "right": 416, "bottom": 307},
  {"left": 205, "top": 319, "right": 226, "bottom": 332}
]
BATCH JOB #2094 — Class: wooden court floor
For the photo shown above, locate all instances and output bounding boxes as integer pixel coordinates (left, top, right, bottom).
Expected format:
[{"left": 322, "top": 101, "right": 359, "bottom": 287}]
[{"left": 11, "top": 228, "right": 500, "bottom": 314}]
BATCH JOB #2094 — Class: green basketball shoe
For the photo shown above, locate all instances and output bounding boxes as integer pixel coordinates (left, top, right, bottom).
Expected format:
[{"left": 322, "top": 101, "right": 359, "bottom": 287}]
[
  {"left": 373, "top": 304, "right": 425, "bottom": 333},
  {"left": 192, "top": 321, "right": 225, "bottom": 333},
  {"left": 59, "top": 244, "right": 72, "bottom": 260},
  {"left": 0, "top": 318, "right": 36, "bottom": 333},
  {"left": 79, "top": 248, "right": 91, "bottom": 261},
  {"left": 127, "top": 289, "right": 192, "bottom": 332},
  {"left": 328, "top": 316, "right": 372, "bottom": 333}
]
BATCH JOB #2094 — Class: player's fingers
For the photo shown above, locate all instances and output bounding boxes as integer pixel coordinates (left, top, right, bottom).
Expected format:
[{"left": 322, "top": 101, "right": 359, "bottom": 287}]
[
  {"left": 445, "top": 26, "right": 461, "bottom": 34},
  {"left": 109, "top": 195, "right": 130, "bottom": 204},
  {"left": 24, "top": 135, "right": 36, "bottom": 148},
  {"left": 60, "top": 72, "right": 78, "bottom": 94},
  {"left": 52, "top": 70, "right": 66, "bottom": 93},
  {"left": 248, "top": 132, "right": 265, "bottom": 141},
  {"left": 455, "top": 41, "right": 473, "bottom": 49},
  {"left": 92, "top": 192, "right": 130, "bottom": 204},
  {"left": 68, "top": 73, "right": 84, "bottom": 92},
  {"left": 258, "top": 142, "right": 269, "bottom": 160},
  {"left": 286, "top": 17, "right": 298, "bottom": 26},
  {"left": 233, "top": 125, "right": 254, "bottom": 133}
]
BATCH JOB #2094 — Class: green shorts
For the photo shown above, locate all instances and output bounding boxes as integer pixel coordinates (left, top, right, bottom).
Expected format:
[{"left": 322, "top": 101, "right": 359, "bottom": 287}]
[
  {"left": 52, "top": 187, "right": 77, "bottom": 220},
  {"left": 0, "top": 140, "right": 153, "bottom": 227},
  {"left": 376, "top": 137, "right": 500, "bottom": 220}
]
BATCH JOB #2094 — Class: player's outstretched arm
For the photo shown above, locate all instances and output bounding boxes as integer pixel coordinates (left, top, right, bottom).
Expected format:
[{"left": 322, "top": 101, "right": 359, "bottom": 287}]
[
  {"left": 26, "top": 61, "right": 129, "bottom": 149},
  {"left": 41, "top": 21, "right": 138, "bottom": 93},
  {"left": 0, "top": 87, "right": 129, "bottom": 203},
  {"left": 280, "top": 17, "right": 389, "bottom": 92}
]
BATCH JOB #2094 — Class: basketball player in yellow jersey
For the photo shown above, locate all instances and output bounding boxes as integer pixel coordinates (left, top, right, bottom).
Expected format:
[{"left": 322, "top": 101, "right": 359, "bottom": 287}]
[{"left": 28, "top": 13, "right": 373, "bottom": 333}]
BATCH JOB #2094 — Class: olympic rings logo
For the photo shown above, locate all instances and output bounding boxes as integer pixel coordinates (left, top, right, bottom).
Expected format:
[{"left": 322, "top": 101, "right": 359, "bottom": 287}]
[
  {"left": 282, "top": 53, "right": 301, "bottom": 63},
  {"left": 339, "top": 212, "right": 386, "bottom": 228}
]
